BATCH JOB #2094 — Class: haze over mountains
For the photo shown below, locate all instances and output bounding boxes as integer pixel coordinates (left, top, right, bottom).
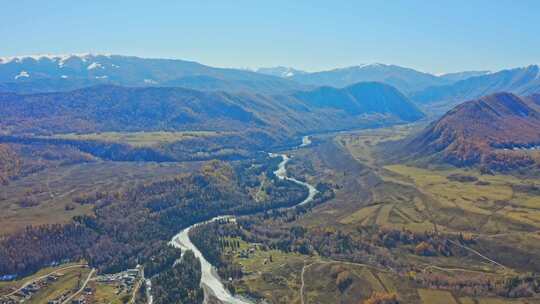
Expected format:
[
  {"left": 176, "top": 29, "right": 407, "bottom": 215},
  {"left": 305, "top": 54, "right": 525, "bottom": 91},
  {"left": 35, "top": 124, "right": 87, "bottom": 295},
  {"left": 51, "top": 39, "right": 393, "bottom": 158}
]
[
  {"left": 412, "top": 65, "right": 540, "bottom": 106},
  {"left": 259, "top": 64, "right": 540, "bottom": 112},
  {"left": 0, "top": 54, "right": 305, "bottom": 94},
  {"left": 2, "top": 54, "right": 540, "bottom": 116},
  {"left": 288, "top": 64, "right": 449, "bottom": 94},
  {"left": 258, "top": 64, "right": 489, "bottom": 94},
  {"left": 292, "top": 82, "right": 423, "bottom": 122}
]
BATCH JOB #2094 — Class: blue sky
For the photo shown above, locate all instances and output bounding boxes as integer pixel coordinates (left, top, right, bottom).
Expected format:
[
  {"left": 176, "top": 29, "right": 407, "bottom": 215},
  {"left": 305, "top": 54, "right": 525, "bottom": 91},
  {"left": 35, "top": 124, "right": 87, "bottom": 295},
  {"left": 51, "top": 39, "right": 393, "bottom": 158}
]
[{"left": 1, "top": 0, "right": 539, "bottom": 74}]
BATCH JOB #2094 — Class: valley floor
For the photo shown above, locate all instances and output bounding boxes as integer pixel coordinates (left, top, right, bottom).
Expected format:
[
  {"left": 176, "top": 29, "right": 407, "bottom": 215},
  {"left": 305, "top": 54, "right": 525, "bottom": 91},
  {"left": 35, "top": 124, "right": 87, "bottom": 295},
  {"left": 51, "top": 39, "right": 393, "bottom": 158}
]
[
  {"left": 223, "top": 124, "right": 540, "bottom": 304},
  {"left": 2, "top": 126, "right": 540, "bottom": 304}
]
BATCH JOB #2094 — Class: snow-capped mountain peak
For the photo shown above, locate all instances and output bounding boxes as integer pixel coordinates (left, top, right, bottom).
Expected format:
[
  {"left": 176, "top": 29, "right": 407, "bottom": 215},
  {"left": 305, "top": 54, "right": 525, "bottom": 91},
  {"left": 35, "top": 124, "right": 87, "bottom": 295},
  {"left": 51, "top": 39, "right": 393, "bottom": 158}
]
[
  {"left": 255, "top": 66, "right": 307, "bottom": 78},
  {"left": 14, "top": 71, "right": 30, "bottom": 80},
  {"left": 0, "top": 53, "right": 113, "bottom": 65},
  {"left": 87, "top": 62, "right": 104, "bottom": 70},
  {"left": 0, "top": 53, "right": 303, "bottom": 94}
]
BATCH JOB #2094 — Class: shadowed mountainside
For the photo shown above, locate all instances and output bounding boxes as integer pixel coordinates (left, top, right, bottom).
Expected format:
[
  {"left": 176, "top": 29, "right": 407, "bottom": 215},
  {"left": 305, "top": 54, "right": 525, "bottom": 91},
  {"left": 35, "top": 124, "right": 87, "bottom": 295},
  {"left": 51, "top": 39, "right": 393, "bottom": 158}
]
[
  {"left": 292, "top": 82, "right": 425, "bottom": 122},
  {"left": 0, "top": 82, "right": 424, "bottom": 137}
]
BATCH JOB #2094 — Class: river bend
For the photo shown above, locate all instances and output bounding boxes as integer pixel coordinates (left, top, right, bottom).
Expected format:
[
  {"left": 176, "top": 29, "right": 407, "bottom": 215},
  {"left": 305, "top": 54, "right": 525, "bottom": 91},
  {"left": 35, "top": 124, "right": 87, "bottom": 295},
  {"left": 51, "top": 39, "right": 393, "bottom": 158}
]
[{"left": 168, "top": 136, "right": 317, "bottom": 304}]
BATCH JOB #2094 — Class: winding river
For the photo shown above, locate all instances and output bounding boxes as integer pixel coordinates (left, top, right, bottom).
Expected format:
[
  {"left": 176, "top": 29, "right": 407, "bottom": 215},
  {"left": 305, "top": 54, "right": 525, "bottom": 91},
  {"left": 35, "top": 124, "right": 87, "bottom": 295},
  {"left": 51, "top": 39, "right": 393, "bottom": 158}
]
[{"left": 167, "top": 136, "right": 317, "bottom": 304}]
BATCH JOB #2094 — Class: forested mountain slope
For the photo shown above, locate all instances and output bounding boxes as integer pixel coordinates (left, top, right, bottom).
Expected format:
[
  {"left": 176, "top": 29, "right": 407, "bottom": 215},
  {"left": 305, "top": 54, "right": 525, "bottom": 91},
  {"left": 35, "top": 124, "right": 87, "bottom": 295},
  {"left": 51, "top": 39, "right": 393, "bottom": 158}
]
[
  {"left": 0, "top": 82, "right": 424, "bottom": 138},
  {"left": 397, "top": 92, "right": 540, "bottom": 170}
]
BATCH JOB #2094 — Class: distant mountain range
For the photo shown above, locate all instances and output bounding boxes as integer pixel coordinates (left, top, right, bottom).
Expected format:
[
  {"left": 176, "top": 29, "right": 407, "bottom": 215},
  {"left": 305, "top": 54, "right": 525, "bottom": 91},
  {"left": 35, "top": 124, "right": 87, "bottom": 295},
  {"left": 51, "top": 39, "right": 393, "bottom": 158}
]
[
  {"left": 0, "top": 54, "right": 305, "bottom": 94},
  {"left": 436, "top": 70, "right": 490, "bottom": 82},
  {"left": 400, "top": 92, "right": 540, "bottom": 170},
  {"left": 256, "top": 64, "right": 495, "bottom": 95},
  {"left": 0, "top": 82, "right": 423, "bottom": 139},
  {"left": 3, "top": 54, "right": 539, "bottom": 115},
  {"left": 0, "top": 54, "right": 505, "bottom": 99},
  {"left": 257, "top": 64, "right": 540, "bottom": 112},
  {"left": 286, "top": 63, "right": 449, "bottom": 94},
  {"left": 411, "top": 65, "right": 540, "bottom": 107}
]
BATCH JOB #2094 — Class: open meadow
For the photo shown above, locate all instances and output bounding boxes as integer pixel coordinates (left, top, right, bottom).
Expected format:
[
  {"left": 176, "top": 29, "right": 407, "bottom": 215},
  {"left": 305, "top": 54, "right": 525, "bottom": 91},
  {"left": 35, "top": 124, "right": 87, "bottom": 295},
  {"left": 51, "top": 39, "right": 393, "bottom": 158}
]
[{"left": 45, "top": 131, "right": 226, "bottom": 147}]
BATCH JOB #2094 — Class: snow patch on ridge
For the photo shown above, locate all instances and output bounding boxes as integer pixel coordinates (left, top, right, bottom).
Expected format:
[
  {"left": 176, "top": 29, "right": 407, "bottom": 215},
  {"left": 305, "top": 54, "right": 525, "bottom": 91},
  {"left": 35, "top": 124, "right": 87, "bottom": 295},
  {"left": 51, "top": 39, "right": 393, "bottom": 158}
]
[
  {"left": 355, "top": 63, "right": 386, "bottom": 69},
  {"left": 14, "top": 71, "right": 29, "bottom": 79},
  {"left": 144, "top": 79, "right": 158, "bottom": 84},
  {"left": 87, "top": 62, "right": 103, "bottom": 70},
  {"left": 0, "top": 53, "right": 113, "bottom": 65}
]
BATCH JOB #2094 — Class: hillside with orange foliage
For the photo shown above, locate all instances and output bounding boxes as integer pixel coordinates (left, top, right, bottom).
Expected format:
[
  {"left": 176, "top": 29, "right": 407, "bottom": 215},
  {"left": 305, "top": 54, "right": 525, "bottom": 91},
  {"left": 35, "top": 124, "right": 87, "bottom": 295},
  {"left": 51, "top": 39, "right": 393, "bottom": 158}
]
[
  {"left": 405, "top": 93, "right": 540, "bottom": 170},
  {"left": 363, "top": 292, "right": 399, "bottom": 304}
]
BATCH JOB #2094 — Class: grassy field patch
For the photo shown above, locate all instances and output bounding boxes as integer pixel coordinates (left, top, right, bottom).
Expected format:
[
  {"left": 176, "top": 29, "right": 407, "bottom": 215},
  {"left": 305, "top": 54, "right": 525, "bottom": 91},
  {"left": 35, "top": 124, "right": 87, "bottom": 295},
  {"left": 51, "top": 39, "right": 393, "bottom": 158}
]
[
  {"left": 92, "top": 282, "right": 130, "bottom": 304},
  {"left": 383, "top": 164, "right": 540, "bottom": 233},
  {"left": 340, "top": 204, "right": 380, "bottom": 225},
  {"left": 0, "top": 263, "right": 86, "bottom": 294},
  {"left": 418, "top": 288, "right": 458, "bottom": 304},
  {"left": 46, "top": 131, "right": 225, "bottom": 147},
  {"left": 26, "top": 267, "right": 91, "bottom": 304}
]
